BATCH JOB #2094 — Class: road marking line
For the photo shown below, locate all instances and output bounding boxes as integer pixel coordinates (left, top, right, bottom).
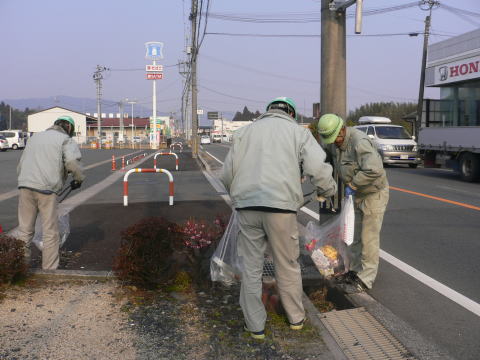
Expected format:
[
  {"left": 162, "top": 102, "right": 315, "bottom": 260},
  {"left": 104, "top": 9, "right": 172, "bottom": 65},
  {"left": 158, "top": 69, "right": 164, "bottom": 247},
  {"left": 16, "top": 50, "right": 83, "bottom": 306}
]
[
  {"left": 380, "top": 250, "right": 480, "bottom": 317},
  {"left": 0, "top": 189, "right": 19, "bottom": 202},
  {"left": 390, "top": 186, "right": 480, "bottom": 211},
  {"left": 300, "top": 206, "right": 319, "bottom": 220},
  {"left": 205, "top": 151, "right": 225, "bottom": 165}
]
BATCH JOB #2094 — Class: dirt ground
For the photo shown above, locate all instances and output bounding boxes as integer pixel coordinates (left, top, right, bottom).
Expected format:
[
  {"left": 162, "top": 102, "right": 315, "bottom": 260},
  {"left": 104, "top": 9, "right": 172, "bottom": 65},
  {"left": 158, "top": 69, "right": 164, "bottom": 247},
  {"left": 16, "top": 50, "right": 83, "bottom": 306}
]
[{"left": 0, "top": 276, "right": 334, "bottom": 360}]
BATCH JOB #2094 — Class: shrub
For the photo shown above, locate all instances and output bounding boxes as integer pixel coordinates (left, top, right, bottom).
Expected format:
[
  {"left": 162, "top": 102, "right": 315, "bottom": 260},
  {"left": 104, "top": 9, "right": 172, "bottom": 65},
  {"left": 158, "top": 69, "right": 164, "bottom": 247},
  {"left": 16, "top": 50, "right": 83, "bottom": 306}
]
[
  {"left": 113, "top": 217, "right": 183, "bottom": 289},
  {"left": 0, "top": 234, "right": 28, "bottom": 284},
  {"left": 113, "top": 216, "right": 228, "bottom": 290}
]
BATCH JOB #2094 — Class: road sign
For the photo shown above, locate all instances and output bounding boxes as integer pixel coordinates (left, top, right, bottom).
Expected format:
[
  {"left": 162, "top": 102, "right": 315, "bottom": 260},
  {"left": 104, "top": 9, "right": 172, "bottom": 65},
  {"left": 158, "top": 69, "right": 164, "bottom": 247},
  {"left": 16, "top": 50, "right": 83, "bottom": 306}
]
[
  {"left": 197, "top": 109, "right": 204, "bottom": 115},
  {"left": 146, "top": 73, "right": 163, "bottom": 80},
  {"left": 145, "top": 42, "right": 164, "bottom": 60},
  {"left": 146, "top": 64, "right": 164, "bottom": 72},
  {"left": 207, "top": 111, "right": 219, "bottom": 119}
]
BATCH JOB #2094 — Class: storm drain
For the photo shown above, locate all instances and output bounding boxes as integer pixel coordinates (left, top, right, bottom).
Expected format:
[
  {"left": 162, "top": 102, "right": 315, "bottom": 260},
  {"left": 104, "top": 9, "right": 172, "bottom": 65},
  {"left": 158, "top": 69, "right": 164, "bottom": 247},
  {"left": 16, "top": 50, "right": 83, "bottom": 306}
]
[
  {"left": 320, "top": 307, "right": 415, "bottom": 360},
  {"left": 263, "top": 254, "right": 322, "bottom": 280}
]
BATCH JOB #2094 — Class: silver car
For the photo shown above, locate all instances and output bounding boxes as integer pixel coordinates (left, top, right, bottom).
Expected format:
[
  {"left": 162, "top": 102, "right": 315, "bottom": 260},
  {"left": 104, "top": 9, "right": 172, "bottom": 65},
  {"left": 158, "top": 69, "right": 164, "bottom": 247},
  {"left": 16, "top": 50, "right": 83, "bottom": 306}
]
[{"left": 0, "top": 135, "right": 8, "bottom": 151}]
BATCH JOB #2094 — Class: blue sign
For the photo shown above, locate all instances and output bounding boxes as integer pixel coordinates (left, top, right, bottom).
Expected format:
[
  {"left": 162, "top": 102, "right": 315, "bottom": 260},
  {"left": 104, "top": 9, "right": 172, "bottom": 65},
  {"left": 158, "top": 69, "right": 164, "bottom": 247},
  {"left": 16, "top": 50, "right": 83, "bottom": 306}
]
[{"left": 145, "top": 42, "right": 164, "bottom": 60}]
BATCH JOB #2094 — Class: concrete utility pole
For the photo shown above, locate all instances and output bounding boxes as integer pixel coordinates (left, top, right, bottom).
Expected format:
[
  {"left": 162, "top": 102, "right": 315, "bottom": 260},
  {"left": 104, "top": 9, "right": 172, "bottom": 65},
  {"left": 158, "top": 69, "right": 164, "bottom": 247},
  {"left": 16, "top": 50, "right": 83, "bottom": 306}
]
[
  {"left": 320, "top": 0, "right": 363, "bottom": 214},
  {"left": 9, "top": 105, "right": 12, "bottom": 130},
  {"left": 118, "top": 101, "right": 125, "bottom": 144},
  {"left": 416, "top": 0, "right": 439, "bottom": 139},
  {"left": 93, "top": 65, "right": 108, "bottom": 149},
  {"left": 190, "top": 0, "right": 199, "bottom": 158}
]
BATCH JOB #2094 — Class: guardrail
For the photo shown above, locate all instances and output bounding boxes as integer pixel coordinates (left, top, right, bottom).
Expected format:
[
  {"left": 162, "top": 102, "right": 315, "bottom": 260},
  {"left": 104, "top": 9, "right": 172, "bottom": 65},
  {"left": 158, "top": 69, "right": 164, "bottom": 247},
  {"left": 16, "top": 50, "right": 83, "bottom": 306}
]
[
  {"left": 123, "top": 168, "right": 174, "bottom": 206},
  {"left": 153, "top": 152, "right": 179, "bottom": 171}
]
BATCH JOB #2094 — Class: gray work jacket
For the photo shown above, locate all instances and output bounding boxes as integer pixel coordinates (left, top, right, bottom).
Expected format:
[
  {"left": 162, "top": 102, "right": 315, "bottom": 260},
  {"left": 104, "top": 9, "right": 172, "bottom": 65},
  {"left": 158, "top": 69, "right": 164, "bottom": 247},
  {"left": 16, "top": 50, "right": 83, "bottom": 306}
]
[
  {"left": 334, "top": 127, "right": 388, "bottom": 196},
  {"left": 17, "top": 125, "right": 85, "bottom": 194},
  {"left": 221, "top": 110, "right": 337, "bottom": 212}
]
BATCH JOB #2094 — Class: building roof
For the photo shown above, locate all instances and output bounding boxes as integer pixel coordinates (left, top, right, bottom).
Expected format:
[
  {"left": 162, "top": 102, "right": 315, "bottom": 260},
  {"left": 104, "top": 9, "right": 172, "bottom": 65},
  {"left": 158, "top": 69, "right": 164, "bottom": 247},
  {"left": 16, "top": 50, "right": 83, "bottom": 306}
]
[
  {"left": 87, "top": 118, "right": 151, "bottom": 127},
  {"left": 30, "top": 106, "right": 97, "bottom": 121}
]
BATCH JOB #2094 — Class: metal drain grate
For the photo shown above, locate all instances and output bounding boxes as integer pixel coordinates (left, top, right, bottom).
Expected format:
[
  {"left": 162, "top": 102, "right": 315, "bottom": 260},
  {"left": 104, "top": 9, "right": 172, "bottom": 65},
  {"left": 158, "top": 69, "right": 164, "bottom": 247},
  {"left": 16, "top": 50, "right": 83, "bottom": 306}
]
[
  {"left": 263, "top": 254, "right": 322, "bottom": 279},
  {"left": 320, "top": 308, "right": 415, "bottom": 360}
]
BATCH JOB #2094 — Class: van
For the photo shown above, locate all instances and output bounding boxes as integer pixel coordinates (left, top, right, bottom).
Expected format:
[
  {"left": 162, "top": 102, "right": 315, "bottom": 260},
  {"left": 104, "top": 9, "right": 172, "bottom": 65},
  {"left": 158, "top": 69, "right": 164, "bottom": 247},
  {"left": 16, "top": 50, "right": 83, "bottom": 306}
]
[
  {"left": 0, "top": 130, "right": 26, "bottom": 150},
  {"left": 354, "top": 116, "right": 421, "bottom": 168}
]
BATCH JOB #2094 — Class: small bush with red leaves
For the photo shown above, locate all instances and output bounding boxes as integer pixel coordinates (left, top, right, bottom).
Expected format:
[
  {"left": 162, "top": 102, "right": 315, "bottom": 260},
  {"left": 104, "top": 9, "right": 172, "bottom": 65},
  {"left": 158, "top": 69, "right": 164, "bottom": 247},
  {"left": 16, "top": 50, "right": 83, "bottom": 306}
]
[
  {"left": 0, "top": 234, "right": 28, "bottom": 284},
  {"left": 113, "top": 217, "right": 183, "bottom": 289}
]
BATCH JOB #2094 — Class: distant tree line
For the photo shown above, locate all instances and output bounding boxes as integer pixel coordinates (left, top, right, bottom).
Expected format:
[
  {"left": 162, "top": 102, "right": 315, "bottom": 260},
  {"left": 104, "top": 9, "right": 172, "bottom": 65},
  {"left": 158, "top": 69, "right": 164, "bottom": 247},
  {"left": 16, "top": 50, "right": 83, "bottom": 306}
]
[
  {"left": 309, "top": 101, "right": 417, "bottom": 139},
  {"left": 346, "top": 101, "right": 416, "bottom": 131},
  {"left": 0, "top": 102, "right": 34, "bottom": 131},
  {"left": 232, "top": 105, "right": 314, "bottom": 123}
]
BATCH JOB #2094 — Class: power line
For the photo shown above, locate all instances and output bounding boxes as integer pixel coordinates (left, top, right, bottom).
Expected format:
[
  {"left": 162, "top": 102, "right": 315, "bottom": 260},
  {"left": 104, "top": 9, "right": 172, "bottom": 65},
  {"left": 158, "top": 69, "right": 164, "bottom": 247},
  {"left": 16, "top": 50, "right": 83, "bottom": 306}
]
[{"left": 205, "top": 31, "right": 427, "bottom": 38}]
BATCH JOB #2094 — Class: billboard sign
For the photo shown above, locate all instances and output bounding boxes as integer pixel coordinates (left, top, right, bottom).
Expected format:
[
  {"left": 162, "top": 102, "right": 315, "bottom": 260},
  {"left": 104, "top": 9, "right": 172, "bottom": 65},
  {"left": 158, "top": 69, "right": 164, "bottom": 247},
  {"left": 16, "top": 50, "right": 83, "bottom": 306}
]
[
  {"left": 207, "top": 111, "right": 219, "bottom": 119},
  {"left": 146, "top": 73, "right": 163, "bottom": 80},
  {"left": 146, "top": 64, "right": 164, "bottom": 72},
  {"left": 145, "top": 42, "right": 164, "bottom": 60}
]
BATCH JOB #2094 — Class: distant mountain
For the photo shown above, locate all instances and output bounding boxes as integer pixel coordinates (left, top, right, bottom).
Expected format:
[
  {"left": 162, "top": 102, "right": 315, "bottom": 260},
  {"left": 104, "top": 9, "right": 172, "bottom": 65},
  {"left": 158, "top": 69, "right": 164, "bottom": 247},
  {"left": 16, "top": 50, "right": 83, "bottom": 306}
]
[
  {"left": 2, "top": 95, "right": 165, "bottom": 118},
  {"left": 2, "top": 95, "right": 239, "bottom": 127}
]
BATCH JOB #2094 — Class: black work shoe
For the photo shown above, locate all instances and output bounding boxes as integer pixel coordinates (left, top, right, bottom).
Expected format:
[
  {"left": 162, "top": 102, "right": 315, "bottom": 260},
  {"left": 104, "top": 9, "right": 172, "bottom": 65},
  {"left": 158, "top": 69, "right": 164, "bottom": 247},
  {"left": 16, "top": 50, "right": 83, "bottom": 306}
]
[
  {"left": 243, "top": 325, "right": 265, "bottom": 340},
  {"left": 338, "top": 277, "right": 369, "bottom": 294},
  {"left": 289, "top": 318, "right": 306, "bottom": 330},
  {"left": 334, "top": 271, "right": 357, "bottom": 284}
]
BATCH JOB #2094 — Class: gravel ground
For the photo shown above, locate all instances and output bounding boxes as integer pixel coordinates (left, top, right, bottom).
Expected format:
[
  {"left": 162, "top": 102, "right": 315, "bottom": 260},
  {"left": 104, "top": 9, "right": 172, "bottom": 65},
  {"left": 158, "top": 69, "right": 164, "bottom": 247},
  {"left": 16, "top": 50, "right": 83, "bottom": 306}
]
[
  {"left": 0, "top": 277, "right": 334, "bottom": 360},
  {"left": 0, "top": 278, "right": 135, "bottom": 360}
]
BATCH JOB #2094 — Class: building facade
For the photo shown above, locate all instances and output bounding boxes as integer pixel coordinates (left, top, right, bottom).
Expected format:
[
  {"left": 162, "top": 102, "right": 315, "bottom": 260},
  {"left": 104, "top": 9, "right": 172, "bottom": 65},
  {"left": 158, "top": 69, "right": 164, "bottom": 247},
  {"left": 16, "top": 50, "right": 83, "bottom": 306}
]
[{"left": 425, "top": 28, "right": 480, "bottom": 127}]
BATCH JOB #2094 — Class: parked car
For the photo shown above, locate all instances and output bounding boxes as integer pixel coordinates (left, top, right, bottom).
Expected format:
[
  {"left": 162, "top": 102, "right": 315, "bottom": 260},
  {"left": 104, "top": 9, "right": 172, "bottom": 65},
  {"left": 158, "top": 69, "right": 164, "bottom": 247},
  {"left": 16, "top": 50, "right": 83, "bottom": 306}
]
[
  {"left": 0, "top": 135, "right": 8, "bottom": 151},
  {"left": 354, "top": 116, "right": 421, "bottom": 168},
  {"left": 200, "top": 135, "right": 211, "bottom": 145},
  {"left": 0, "top": 130, "right": 26, "bottom": 149}
]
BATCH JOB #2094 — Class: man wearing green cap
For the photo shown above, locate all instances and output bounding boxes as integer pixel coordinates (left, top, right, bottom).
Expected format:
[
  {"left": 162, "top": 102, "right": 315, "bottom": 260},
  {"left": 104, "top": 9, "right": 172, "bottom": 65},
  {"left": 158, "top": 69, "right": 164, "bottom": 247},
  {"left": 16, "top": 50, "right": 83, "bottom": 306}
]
[
  {"left": 221, "top": 97, "right": 337, "bottom": 339},
  {"left": 317, "top": 114, "right": 389, "bottom": 293},
  {"left": 17, "top": 116, "right": 85, "bottom": 270}
]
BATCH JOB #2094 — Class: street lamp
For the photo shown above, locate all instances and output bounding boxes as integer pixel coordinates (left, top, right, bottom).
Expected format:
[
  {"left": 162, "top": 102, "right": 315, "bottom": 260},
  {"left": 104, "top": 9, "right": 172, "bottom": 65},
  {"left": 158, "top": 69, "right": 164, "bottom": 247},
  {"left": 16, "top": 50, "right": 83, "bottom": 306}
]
[{"left": 126, "top": 98, "right": 137, "bottom": 148}]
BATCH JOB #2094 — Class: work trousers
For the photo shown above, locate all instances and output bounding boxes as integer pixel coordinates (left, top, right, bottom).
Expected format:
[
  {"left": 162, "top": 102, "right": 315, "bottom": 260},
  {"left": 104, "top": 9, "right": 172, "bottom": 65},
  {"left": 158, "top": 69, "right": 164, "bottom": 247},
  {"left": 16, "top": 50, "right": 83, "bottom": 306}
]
[
  {"left": 17, "top": 188, "right": 59, "bottom": 270},
  {"left": 350, "top": 187, "right": 389, "bottom": 289},
  {"left": 237, "top": 210, "right": 305, "bottom": 332}
]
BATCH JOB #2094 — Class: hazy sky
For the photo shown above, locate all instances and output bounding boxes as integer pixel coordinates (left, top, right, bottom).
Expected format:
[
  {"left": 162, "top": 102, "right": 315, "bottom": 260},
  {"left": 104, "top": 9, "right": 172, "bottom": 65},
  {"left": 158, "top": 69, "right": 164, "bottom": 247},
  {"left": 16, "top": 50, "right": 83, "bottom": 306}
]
[{"left": 1, "top": 0, "right": 479, "bottom": 117}]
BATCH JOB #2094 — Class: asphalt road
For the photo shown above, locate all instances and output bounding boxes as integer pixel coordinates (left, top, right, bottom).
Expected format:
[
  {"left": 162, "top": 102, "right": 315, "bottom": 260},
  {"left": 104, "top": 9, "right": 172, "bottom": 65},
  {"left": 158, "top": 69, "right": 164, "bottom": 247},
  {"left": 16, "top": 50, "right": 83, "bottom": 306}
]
[{"left": 202, "top": 142, "right": 480, "bottom": 360}]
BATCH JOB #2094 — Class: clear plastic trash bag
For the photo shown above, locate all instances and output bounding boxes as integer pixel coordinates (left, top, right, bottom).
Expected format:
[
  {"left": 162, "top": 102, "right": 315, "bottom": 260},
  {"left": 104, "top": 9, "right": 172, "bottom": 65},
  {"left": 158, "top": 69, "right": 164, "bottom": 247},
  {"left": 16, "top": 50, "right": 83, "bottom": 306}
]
[
  {"left": 32, "top": 210, "right": 70, "bottom": 251},
  {"left": 303, "top": 195, "right": 355, "bottom": 278},
  {"left": 210, "top": 210, "right": 244, "bottom": 286}
]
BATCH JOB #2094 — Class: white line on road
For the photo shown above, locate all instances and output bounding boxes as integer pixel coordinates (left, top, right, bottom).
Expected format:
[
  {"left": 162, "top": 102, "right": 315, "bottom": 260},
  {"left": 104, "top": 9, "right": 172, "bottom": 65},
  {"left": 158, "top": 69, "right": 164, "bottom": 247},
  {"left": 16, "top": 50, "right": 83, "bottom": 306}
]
[
  {"left": 205, "top": 150, "right": 224, "bottom": 165},
  {"left": 206, "top": 153, "right": 480, "bottom": 318},
  {"left": 380, "top": 250, "right": 480, "bottom": 317}
]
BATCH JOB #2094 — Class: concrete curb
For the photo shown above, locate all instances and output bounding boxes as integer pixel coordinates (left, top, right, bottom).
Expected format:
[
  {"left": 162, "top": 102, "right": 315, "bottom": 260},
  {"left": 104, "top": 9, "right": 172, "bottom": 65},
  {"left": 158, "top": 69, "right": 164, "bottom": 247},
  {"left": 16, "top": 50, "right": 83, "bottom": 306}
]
[{"left": 30, "top": 268, "right": 115, "bottom": 280}]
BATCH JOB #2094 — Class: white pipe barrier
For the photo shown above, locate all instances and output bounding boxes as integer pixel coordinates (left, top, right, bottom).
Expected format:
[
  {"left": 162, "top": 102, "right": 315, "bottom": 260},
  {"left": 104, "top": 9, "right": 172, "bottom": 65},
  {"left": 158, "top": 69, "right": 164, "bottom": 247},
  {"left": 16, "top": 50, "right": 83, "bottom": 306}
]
[
  {"left": 153, "top": 152, "right": 179, "bottom": 171},
  {"left": 123, "top": 168, "right": 174, "bottom": 206},
  {"left": 170, "top": 142, "right": 183, "bottom": 153}
]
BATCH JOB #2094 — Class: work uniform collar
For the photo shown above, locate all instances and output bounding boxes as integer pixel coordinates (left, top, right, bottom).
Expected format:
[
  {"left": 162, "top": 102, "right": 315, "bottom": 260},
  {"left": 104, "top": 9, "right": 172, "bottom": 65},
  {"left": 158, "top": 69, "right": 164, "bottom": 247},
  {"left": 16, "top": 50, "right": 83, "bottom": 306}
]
[
  {"left": 257, "top": 109, "right": 296, "bottom": 124},
  {"left": 338, "top": 127, "right": 352, "bottom": 152},
  {"left": 48, "top": 125, "right": 69, "bottom": 136}
]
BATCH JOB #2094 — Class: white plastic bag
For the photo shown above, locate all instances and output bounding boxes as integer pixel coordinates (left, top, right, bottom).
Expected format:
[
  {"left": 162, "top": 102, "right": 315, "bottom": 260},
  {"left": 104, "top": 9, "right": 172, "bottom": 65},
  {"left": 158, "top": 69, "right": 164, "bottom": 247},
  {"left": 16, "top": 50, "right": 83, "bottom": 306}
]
[
  {"left": 303, "top": 195, "right": 355, "bottom": 278},
  {"left": 32, "top": 210, "right": 70, "bottom": 251},
  {"left": 210, "top": 210, "right": 244, "bottom": 286}
]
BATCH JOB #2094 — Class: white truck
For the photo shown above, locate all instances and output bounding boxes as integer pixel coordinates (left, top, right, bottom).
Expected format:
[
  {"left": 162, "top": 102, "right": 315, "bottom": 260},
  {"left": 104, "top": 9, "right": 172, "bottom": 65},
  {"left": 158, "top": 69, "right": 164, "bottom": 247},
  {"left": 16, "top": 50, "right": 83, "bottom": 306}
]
[{"left": 418, "top": 126, "right": 480, "bottom": 182}]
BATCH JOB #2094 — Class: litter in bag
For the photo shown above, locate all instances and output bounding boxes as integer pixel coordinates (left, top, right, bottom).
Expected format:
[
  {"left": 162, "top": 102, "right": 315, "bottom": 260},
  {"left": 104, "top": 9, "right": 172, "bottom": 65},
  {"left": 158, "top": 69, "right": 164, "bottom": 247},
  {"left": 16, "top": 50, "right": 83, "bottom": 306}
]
[
  {"left": 303, "top": 195, "right": 355, "bottom": 278},
  {"left": 210, "top": 210, "right": 244, "bottom": 286},
  {"left": 32, "top": 210, "right": 70, "bottom": 251}
]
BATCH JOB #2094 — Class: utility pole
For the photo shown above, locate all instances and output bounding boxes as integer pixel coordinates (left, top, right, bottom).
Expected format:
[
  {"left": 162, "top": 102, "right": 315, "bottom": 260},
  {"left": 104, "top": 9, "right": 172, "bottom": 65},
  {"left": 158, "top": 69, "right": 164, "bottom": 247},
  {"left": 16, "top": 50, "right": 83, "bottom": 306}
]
[
  {"left": 126, "top": 99, "right": 137, "bottom": 146},
  {"left": 9, "top": 105, "right": 12, "bottom": 129},
  {"left": 118, "top": 101, "right": 125, "bottom": 144},
  {"left": 93, "top": 65, "right": 108, "bottom": 149},
  {"left": 190, "top": 0, "right": 199, "bottom": 158},
  {"left": 416, "top": 0, "right": 439, "bottom": 139},
  {"left": 321, "top": 0, "right": 363, "bottom": 215}
]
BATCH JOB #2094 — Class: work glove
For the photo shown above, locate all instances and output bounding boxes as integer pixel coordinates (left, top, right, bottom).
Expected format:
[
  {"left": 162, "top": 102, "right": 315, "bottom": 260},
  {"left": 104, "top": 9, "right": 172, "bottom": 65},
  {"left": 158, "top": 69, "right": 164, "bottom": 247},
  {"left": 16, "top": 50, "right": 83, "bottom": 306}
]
[
  {"left": 345, "top": 184, "right": 356, "bottom": 197},
  {"left": 70, "top": 180, "right": 82, "bottom": 190}
]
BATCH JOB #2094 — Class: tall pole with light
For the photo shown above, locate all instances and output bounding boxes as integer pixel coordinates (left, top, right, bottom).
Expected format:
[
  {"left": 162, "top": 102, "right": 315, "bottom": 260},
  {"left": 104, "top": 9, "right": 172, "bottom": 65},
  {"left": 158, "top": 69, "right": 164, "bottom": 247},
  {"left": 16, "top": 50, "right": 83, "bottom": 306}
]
[
  {"left": 126, "top": 99, "right": 137, "bottom": 148},
  {"left": 145, "top": 42, "right": 164, "bottom": 149}
]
